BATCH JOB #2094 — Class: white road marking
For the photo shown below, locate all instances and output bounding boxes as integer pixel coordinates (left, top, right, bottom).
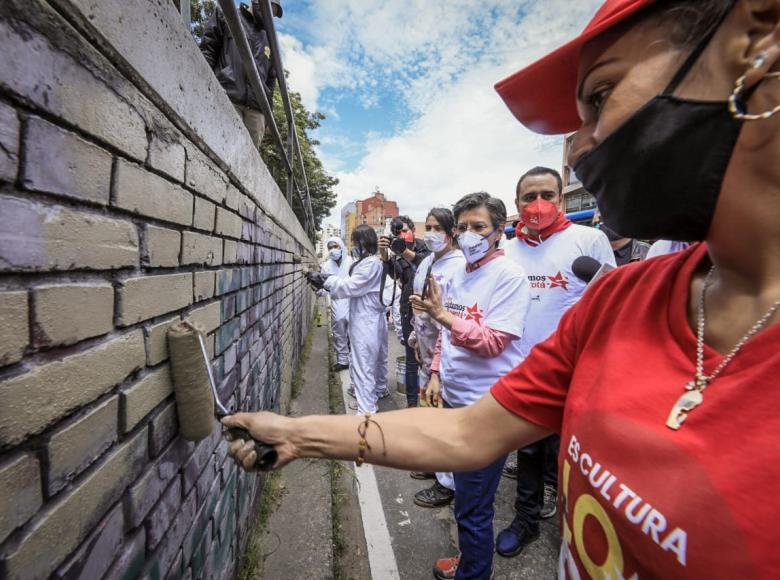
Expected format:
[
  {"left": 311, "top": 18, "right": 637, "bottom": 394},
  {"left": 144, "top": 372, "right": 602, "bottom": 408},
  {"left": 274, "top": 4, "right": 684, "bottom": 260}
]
[{"left": 339, "top": 369, "right": 401, "bottom": 580}]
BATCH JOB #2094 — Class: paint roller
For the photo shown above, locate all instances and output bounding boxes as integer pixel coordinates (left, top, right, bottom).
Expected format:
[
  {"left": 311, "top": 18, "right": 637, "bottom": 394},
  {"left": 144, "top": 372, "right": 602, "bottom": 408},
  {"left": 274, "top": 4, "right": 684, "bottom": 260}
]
[{"left": 167, "top": 321, "right": 278, "bottom": 470}]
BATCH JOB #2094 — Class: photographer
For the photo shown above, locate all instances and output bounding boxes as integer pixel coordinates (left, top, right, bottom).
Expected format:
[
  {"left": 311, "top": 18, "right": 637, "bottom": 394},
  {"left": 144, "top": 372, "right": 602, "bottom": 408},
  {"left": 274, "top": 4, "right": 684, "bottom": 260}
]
[{"left": 379, "top": 216, "right": 430, "bottom": 407}]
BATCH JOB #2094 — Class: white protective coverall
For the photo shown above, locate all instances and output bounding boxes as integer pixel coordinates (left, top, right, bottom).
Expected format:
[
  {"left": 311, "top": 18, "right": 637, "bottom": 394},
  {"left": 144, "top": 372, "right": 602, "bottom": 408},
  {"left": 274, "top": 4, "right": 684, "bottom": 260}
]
[
  {"left": 324, "top": 255, "right": 387, "bottom": 414},
  {"left": 410, "top": 248, "right": 465, "bottom": 491},
  {"left": 321, "top": 237, "right": 352, "bottom": 366}
]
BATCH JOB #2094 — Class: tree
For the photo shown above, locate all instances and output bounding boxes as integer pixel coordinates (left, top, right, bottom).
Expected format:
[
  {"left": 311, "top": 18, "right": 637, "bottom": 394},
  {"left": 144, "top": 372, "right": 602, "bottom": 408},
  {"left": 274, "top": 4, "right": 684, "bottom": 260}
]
[
  {"left": 170, "top": 0, "right": 216, "bottom": 42},
  {"left": 190, "top": 0, "right": 216, "bottom": 41},
  {"left": 260, "top": 84, "right": 339, "bottom": 234}
]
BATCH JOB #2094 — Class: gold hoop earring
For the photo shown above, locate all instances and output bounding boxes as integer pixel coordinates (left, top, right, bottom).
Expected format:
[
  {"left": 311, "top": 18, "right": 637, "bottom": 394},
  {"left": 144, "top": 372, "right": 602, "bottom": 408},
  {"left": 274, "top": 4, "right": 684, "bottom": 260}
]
[{"left": 729, "top": 71, "right": 780, "bottom": 121}]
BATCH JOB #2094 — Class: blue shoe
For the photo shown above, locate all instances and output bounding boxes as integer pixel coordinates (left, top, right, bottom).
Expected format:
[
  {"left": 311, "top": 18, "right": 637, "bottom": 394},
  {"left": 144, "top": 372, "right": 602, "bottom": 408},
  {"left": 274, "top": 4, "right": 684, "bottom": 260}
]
[{"left": 496, "top": 519, "right": 539, "bottom": 558}]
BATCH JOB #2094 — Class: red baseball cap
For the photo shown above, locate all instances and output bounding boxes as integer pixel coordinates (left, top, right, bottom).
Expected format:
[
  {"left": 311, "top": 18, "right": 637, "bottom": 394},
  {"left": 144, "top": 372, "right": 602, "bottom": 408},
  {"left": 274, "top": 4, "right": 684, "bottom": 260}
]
[{"left": 495, "top": 0, "right": 658, "bottom": 135}]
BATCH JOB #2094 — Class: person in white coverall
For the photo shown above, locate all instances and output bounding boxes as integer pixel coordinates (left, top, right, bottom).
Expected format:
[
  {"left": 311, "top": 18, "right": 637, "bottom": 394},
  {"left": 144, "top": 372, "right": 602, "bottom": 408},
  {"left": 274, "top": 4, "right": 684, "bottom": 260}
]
[
  {"left": 320, "top": 237, "right": 352, "bottom": 371},
  {"left": 408, "top": 208, "right": 465, "bottom": 509},
  {"left": 323, "top": 225, "right": 387, "bottom": 415}
]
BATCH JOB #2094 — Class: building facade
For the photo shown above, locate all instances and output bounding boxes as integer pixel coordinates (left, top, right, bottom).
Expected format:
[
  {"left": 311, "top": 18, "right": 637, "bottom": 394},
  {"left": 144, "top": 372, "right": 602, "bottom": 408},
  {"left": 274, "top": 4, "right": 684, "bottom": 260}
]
[
  {"left": 357, "top": 190, "right": 399, "bottom": 237},
  {"left": 561, "top": 133, "right": 598, "bottom": 223}
]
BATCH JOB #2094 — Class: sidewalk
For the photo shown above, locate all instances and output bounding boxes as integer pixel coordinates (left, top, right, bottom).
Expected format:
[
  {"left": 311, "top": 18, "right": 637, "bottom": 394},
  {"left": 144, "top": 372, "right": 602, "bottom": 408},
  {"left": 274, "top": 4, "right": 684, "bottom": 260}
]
[
  {"left": 249, "top": 306, "right": 333, "bottom": 579},
  {"left": 249, "top": 310, "right": 560, "bottom": 579}
]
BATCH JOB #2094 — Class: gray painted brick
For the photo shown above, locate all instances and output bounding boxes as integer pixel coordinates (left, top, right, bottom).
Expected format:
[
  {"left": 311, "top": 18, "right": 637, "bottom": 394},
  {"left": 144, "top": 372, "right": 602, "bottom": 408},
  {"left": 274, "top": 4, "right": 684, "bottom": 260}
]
[
  {"left": 54, "top": 503, "right": 124, "bottom": 580},
  {"left": 143, "top": 488, "right": 196, "bottom": 580},
  {"left": 0, "top": 19, "right": 147, "bottom": 160},
  {"left": 146, "top": 475, "right": 182, "bottom": 550},
  {"left": 125, "top": 437, "right": 192, "bottom": 529},
  {"left": 103, "top": 528, "right": 145, "bottom": 580},
  {"left": 149, "top": 402, "right": 178, "bottom": 458},
  {"left": 22, "top": 116, "right": 112, "bottom": 205},
  {"left": 0, "top": 101, "right": 20, "bottom": 182}
]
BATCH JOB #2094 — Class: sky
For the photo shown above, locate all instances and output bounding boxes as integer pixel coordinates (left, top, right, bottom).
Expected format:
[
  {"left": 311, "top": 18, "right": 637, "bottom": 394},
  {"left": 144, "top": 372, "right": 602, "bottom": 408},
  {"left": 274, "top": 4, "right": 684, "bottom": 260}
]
[{"left": 272, "top": 0, "right": 603, "bottom": 225}]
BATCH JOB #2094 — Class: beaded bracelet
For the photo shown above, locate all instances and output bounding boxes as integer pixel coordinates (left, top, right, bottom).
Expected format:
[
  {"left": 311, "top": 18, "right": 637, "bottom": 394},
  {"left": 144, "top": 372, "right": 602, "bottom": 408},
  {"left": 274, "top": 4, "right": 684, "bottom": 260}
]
[{"left": 356, "top": 413, "right": 386, "bottom": 467}]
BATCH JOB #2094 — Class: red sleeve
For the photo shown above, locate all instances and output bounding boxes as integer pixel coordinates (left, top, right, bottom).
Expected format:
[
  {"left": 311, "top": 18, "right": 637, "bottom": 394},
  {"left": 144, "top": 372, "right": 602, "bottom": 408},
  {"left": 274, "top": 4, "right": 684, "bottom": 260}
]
[
  {"left": 490, "top": 302, "right": 579, "bottom": 434},
  {"left": 449, "top": 317, "right": 518, "bottom": 358}
]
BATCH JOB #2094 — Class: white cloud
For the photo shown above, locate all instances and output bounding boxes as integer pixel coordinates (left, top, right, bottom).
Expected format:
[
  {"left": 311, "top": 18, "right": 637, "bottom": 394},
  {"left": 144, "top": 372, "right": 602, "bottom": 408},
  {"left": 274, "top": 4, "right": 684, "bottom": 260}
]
[{"left": 279, "top": 0, "right": 603, "bottom": 221}]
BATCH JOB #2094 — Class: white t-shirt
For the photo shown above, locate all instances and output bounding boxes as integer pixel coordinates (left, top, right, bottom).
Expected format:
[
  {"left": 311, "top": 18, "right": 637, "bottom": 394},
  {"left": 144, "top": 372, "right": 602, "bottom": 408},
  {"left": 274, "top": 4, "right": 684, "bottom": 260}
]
[
  {"left": 505, "top": 224, "right": 615, "bottom": 358},
  {"left": 439, "top": 254, "right": 530, "bottom": 407},
  {"left": 647, "top": 240, "right": 690, "bottom": 260}
]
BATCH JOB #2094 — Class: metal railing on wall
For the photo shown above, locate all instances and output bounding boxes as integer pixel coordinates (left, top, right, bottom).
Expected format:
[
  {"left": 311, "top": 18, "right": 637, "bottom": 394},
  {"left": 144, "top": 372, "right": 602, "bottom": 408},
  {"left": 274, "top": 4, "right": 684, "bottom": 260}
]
[{"left": 180, "top": 0, "right": 315, "bottom": 239}]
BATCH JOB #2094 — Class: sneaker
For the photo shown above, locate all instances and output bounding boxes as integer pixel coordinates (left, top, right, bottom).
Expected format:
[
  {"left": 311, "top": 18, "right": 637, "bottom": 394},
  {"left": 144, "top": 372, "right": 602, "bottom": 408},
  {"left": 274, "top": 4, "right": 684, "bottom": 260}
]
[
  {"left": 495, "top": 518, "right": 540, "bottom": 558},
  {"left": 348, "top": 400, "right": 358, "bottom": 411},
  {"left": 332, "top": 363, "right": 349, "bottom": 372},
  {"left": 432, "top": 555, "right": 460, "bottom": 580},
  {"left": 541, "top": 484, "right": 557, "bottom": 519},
  {"left": 378, "top": 389, "right": 391, "bottom": 399},
  {"left": 347, "top": 386, "right": 356, "bottom": 398},
  {"left": 410, "top": 471, "right": 436, "bottom": 480},
  {"left": 414, "top": 482, "right": 454, "bottom": 508},
  {"left": 502, "top": 456, "right": 518, "bottom": 479}
]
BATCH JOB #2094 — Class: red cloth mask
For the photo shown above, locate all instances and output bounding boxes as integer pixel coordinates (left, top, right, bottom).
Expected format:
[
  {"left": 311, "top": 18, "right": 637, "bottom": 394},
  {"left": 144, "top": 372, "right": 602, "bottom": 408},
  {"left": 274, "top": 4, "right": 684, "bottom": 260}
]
[
  {"left": 400, "top": 230, "right": 415, "bottom": 243},
  {"left": 516, "top": 200, "right": 572, "bottom": 247},
  {"left": 521, "top": 199, "right": 559, "bottom": 230}
]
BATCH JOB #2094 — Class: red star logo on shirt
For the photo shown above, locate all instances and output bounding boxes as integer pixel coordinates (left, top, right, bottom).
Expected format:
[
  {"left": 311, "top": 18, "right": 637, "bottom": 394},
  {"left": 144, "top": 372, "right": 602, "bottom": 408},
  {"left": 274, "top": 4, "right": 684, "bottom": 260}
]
[
  {"left": 464, "top": 303, "right": 484, "bottom": 325},
  {"left": 548, "top": 272, "right": 569, "bottom": 290}
]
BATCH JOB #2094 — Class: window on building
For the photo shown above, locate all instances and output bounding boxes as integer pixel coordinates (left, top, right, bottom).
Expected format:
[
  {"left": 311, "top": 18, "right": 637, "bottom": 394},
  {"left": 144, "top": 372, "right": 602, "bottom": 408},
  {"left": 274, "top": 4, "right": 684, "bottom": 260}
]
[
  {"left": 565, "top": 193, "right": 582, "bottom": 212},
  {"left": 581, "top": 193, "right": 597, "bottom": 210}
]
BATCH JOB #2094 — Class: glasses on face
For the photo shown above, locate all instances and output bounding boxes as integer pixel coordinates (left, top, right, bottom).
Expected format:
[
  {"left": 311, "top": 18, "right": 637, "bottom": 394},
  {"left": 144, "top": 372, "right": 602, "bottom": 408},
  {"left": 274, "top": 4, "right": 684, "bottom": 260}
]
[{"left": 454, "top": 222, "right": 492, "bottom": 235}]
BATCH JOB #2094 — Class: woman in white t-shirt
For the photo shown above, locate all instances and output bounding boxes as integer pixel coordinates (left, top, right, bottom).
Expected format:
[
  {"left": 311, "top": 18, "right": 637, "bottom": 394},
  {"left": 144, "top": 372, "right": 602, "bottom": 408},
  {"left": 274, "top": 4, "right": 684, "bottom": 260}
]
[
  {"left": 407, "top": 208, "right": 466, "bottom": 509},
  {"left": 410, "top": 192, "right": 531, "bottom": 580}
]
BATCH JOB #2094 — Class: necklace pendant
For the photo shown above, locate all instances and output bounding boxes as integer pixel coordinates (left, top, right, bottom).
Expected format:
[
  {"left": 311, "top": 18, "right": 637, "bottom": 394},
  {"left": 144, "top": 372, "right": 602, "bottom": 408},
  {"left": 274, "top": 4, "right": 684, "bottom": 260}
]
[{"left": 666, "top": 388, "right": 704, "bottom": 431}]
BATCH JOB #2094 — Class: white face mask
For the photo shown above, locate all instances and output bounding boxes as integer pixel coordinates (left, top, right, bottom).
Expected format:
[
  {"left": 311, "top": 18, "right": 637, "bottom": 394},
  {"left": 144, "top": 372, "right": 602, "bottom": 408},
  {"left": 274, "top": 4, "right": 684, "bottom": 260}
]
[
  {"left": 458, "top": 229, "right": 497, "bottom": 264},
  {"left": 329, "top": 248, "right": 342, "bottom": 261},
  {"left": 423, "top": 231, "right": 448, "bottom": 253}
]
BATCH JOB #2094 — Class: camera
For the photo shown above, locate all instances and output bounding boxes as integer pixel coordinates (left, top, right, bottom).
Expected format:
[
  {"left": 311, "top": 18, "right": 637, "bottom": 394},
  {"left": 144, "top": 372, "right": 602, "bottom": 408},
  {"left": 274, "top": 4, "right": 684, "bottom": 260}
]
[{"left": 384, "top": 217, "right": 413, "bottom": 254}]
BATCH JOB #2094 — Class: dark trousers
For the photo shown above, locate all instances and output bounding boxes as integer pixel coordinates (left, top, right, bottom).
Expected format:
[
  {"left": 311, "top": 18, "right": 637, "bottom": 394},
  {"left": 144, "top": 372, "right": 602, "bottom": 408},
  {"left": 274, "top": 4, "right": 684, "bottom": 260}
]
[
  {"left": 401, "top": 312, "right": 418, "bottom": 403},
  {"left": 513, "top": 434, "right": 560, "bottom": 527},
  {"left": 453, "top": 455, "right": 507, "bottom": 579}
]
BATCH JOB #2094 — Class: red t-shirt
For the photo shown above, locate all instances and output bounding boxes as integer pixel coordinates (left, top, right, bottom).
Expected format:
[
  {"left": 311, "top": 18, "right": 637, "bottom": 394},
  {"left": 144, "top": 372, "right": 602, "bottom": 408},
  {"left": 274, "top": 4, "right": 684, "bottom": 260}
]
[{"left": 491, "top": 243, "right": 780, "bottom": 579}]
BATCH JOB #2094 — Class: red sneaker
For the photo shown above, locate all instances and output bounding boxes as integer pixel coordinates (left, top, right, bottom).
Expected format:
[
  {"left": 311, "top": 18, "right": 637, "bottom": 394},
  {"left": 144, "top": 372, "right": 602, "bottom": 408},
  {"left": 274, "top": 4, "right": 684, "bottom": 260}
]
[{"left": 433, "top": 555, "right": 460, "bottom": 580}]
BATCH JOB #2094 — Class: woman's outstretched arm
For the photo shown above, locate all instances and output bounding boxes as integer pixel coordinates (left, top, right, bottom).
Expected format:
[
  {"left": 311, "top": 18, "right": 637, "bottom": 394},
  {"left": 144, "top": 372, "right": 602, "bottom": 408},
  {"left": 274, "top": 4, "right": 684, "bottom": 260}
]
[{"left": 222, "top": 393, "right": 549, "bottom": 473}]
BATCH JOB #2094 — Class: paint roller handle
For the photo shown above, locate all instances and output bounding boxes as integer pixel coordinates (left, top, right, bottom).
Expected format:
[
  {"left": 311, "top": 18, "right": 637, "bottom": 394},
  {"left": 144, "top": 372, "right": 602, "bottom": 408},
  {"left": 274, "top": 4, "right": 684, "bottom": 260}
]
[{"left": 225, "top": 427, "right": 278, "bottom": 471}]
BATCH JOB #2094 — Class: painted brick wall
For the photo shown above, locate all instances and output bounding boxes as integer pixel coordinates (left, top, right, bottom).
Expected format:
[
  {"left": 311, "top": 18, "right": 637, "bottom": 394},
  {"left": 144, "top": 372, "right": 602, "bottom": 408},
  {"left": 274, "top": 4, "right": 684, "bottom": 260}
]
[{"left": 0, "top": 1, "right": 315, "bottom": 578}]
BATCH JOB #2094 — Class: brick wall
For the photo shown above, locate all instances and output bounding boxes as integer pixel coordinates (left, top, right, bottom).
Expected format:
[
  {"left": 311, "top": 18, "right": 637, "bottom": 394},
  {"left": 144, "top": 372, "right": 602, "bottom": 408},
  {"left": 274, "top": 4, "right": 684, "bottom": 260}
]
[{"left": 0, "top": 1, "right": 315, "bottom": 578}]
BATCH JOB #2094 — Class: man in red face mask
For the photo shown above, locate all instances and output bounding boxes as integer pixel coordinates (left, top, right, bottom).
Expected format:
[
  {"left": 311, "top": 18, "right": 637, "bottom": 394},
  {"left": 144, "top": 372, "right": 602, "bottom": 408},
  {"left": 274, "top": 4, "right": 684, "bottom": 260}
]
[{"left": 498, "top": 166, "right": 615, "bottom": 558}]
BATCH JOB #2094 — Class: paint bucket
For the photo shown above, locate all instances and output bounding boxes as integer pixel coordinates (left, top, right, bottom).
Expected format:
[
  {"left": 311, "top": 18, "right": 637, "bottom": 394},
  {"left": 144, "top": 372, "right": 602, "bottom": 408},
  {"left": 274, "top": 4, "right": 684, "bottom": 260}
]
[{"left": 395, "top": 355, "right": 406, "bottom": 394}]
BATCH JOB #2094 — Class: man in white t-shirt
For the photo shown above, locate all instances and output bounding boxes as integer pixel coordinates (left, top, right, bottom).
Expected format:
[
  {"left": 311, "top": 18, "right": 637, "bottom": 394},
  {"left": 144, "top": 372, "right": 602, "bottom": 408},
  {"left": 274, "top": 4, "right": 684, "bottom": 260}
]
[{"left": 499, "top": 166, "right": 615, "bottom": 559}]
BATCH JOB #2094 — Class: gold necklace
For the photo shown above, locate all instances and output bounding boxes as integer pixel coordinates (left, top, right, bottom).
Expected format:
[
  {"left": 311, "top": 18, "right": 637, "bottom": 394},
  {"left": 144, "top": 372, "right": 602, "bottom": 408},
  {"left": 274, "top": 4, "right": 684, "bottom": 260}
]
[{"left": 666, "top": 267, "right": 780, "bottom": 430}]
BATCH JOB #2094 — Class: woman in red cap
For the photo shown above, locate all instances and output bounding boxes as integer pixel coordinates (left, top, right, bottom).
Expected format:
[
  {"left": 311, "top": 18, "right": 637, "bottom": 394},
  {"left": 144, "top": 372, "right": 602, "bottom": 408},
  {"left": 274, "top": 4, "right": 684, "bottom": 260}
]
[{"left": 225, "top": 0, "right": 780, "bottom": 577}]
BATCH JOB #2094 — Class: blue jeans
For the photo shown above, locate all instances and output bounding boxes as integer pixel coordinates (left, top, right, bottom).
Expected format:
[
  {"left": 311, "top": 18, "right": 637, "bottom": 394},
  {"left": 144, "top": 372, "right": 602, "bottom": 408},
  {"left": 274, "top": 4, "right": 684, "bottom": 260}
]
[{"left": 453, "top": 454, "right": 507, "bottom": 579}]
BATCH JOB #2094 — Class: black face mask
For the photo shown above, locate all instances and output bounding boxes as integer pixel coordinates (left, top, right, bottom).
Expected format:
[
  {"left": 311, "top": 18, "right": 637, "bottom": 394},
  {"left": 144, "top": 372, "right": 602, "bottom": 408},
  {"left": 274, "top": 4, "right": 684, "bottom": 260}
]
[{"left": 574, "top": 10, "right": 743, "bottom": 242}]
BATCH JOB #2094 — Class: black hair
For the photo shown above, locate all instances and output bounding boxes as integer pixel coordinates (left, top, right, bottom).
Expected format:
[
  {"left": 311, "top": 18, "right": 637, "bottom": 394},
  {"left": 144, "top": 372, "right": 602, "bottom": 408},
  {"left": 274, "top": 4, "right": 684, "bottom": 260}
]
[
  {"left": 452, "top": 192, "right": 507, "bottom": 229},
  {"left": 516, "top": 166, "right": 563, "bottom": 196},
  {"left": 391, "top": 215, "right": 415, "bottom": 235},
  {"left": 630, "top": 0, "right": 735, "bottom": 49},
  {"left": 349, "top": 225, "right": 378, "bottom": 275},
  {"left": 426, "top": 207, "right": 455, "bottom": 236}
]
